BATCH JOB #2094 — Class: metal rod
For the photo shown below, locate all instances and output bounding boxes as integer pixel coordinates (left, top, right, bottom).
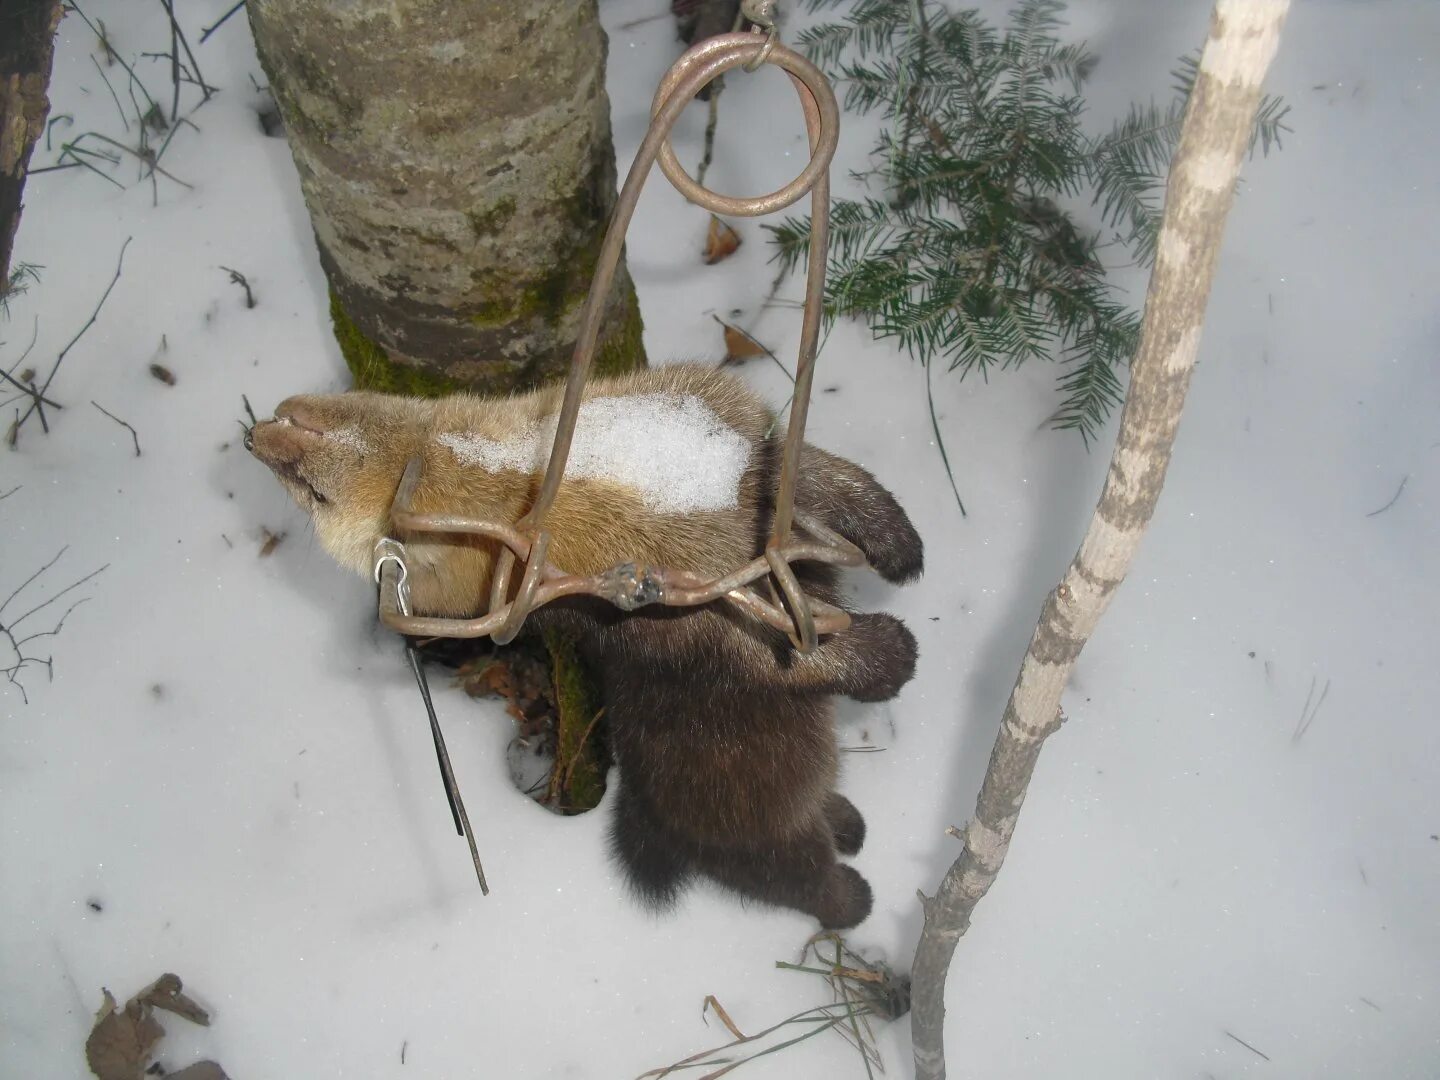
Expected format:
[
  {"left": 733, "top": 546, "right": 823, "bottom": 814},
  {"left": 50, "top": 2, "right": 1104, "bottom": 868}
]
[
  {"left": 404, "top": 643, "right": 490, "bottom": 895},
  {"left": 491, "top": 34, "right": 841, "bottom": 649},
  {"left": 405, "top": 644, "right": 463, "bottom": 835}
]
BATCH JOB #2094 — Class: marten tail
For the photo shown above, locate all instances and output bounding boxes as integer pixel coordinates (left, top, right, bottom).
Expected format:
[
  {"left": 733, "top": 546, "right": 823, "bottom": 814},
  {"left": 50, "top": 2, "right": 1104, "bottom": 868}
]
[{"left": 608, "top": 775, "right": 692, "bottom": 910}]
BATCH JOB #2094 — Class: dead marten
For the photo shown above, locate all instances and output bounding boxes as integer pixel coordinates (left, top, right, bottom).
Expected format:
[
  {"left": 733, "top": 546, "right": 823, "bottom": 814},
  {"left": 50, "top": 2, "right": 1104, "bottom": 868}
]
[{"left": 248, "top": 364, "right": 922, "bottom": 928}]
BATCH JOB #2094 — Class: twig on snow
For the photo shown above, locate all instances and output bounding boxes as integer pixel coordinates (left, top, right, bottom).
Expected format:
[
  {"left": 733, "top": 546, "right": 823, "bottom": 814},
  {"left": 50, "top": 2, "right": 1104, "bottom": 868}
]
[{"left": 91, "top": 401, "right": 141, "bottom": 456}]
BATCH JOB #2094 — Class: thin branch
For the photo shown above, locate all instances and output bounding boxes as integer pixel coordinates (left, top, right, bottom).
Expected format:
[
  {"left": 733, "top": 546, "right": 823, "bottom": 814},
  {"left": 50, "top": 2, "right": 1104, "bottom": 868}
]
[
  {"left": 0, "top": 368, "right": 62, "bottom": 412},
  {"left": 11, "top": 238, "right": 131, "bottom": 442},
  {"left": 160, "top": 0, "right": 217, "bottom": 102},
  {"left": 1224, "top": 1031, "right": 1271, "bottom": 1062},
  {"left": 1365, "top": 474, "right": 1408, "bottom": 517},
  {"left": 91, "top": 401, "right": 141, "bottom": 456},
  {"left": 25, "top": 161, "right": 83, "bottom": 177},
  {"left": 0, "top": 546, "right": 69, "bottom": 619},
  {"left": 199, "top": 1, "right": 247, "bottom": 45},
  {"left": 90, "top": 55, "right": 130, "bottom": 132},
  {"left": 908, "top": 5, "right": 1292, "bottom": 1077},
  {"left": 5, "top": 562, "right": 109, "bottom": 632},
  {"left": 68, "top": 1, "right": 160, "bottom": 117}
]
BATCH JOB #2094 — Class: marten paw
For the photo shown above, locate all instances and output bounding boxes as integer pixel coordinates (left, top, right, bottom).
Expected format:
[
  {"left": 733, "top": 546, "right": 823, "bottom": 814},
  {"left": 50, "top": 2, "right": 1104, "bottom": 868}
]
[
  {"left": 835, "top": 613, "right": 918, "bottom": 703},
  {"left": 816, "top": 866, "right": 873, "bottom": 930},
  {"left": 862, "top": 515, "right": 924, "bottom": 586},
  {"left": 825, "top": 793, "right": 866, "bottom": 856}
]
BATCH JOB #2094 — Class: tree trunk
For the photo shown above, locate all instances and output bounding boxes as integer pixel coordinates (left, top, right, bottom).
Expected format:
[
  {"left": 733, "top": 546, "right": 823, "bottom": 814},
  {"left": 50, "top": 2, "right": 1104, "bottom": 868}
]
[
  {"left": 246, "top": 0, "right": 645, "bottom": 396},
  {"left": 909, "top": 3, "right": 1291, "bottom": 1077},
  {"left": 249, "top": 0, "right": 647, "bottom": 810},
  {"left": 0, "top": 0, "right": 63, "bottom": 295}
]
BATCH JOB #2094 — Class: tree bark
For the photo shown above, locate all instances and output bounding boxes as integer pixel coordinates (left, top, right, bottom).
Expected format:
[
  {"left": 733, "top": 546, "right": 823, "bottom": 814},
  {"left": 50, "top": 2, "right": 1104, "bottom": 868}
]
[
  {"left": 0, "top": 0, "right": 63, "bottom": 295},
  {"left": 246, "top": 0, "right": 645, "bottom": 396},
  {"left": 909, "top": 4, "right": 1291, "bottom": 1077},
  {"left": 248, "top": 0, "right": 648, "bottom": 809}
]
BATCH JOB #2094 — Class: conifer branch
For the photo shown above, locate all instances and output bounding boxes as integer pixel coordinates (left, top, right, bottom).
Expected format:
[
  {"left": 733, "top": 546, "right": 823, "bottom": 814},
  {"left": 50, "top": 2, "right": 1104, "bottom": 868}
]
[{"left": 776, "top": 0, "right": 1289, "bottom": 476}]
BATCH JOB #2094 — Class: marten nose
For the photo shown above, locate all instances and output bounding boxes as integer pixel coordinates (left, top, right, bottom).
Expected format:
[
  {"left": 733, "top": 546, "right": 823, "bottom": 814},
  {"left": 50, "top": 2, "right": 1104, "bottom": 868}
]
[{"left": 243, "top": 428, "right": 255, "bottom": 452}]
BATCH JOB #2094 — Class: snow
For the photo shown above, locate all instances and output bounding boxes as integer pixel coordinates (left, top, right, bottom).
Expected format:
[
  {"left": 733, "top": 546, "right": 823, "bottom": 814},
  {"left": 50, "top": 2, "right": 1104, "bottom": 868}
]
[
  {"left": 436, "top": 392, "right": 753, "bottom": 513},
  {"left": 3, "top": 1, "right": 1438, "bottom": 1078}
]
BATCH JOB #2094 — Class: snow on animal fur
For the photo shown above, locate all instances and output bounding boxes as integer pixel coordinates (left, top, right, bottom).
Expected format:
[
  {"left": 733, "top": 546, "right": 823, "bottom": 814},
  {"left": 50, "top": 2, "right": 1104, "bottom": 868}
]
[{"left": 435, "top": 393, "right": 752, "bottom": 514}]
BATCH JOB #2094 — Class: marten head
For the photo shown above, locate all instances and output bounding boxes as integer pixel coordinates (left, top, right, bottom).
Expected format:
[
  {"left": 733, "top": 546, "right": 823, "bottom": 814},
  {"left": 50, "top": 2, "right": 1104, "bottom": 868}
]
[{"left": 246, "top": 392, "right": 432, "bottom": 577}]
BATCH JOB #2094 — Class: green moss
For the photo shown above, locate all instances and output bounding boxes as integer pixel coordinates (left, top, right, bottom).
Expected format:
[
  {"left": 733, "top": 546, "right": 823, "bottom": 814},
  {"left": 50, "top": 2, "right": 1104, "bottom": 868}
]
[
  {"left": 465, "top": 197, "right": 517, "bottom": 239},
  {"left": 594, "top": 279, "right": 646, "bottom": 378},
  {"left": 542, "top": 627, "right": 607, "bottom": 813},
  {"left": 329, "top": 289, "right": 460, "bottom": 397}
]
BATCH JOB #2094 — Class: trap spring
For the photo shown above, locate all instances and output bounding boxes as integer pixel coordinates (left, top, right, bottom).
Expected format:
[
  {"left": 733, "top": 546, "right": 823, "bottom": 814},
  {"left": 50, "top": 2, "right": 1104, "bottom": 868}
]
[{"left": 376, "top": 28, "right": 855, "bottom": 653}]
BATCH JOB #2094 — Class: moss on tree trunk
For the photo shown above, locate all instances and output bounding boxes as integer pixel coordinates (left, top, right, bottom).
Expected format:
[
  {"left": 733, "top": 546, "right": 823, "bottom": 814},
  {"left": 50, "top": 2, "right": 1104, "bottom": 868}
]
[{"left": 248, "top": 0, "right": 644, "bottom": 394}]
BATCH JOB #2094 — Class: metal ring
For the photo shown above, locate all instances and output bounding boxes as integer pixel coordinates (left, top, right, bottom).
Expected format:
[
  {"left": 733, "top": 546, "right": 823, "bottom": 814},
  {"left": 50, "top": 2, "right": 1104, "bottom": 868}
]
[
  {"left": 373, "top": 538, "right": 409, "bottom": 587},
  {"left": 650, "top": 35, "right": 839, "bottom": 218},
  {"left": 742, "top": 28, "right": 777, "bottom": 73}
]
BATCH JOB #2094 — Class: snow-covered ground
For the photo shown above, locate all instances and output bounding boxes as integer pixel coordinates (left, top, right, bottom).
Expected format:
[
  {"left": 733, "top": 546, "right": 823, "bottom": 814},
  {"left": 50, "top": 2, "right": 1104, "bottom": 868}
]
[{"left": 3, "top": 0, "right": 1437, "bottom": 1076}]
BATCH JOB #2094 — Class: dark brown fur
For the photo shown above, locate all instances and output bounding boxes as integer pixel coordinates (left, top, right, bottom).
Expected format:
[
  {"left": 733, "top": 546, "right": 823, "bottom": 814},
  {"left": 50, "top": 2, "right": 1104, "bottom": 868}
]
[{"left": 248, "top": 365, "right": 922, "bottom": 928}]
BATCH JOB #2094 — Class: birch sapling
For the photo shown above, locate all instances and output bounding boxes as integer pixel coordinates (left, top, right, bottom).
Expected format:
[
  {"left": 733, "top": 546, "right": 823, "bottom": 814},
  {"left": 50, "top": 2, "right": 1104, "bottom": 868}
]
[{"left": 908, "top": 3, "right": 1292, "bottom": 1076}]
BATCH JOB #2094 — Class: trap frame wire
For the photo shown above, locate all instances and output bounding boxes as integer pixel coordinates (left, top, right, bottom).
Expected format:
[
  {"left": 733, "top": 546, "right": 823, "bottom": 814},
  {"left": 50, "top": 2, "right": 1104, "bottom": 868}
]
[
  {"left": 373, "top": 15, "right": 869, "bottom": 890},
  {"left": 375, "top": 23, "right": 860, "bottom": 652}
]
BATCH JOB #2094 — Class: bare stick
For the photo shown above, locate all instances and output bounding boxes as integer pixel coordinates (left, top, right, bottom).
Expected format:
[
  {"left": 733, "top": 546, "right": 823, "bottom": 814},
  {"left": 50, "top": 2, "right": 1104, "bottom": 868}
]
[
  {"left": 1365, "top": 475, "right": 1408, "bottom": 517},
  {"left": 1224, "top": 1031, "right": 1271, "bottom": 1062},
  {"left": 199, "top": 1, "right": 247, "bottom": 45},
  {"left": 159, "top": 0, "right": 216, "bottom": 103},
  {"left": 90, "top": 401, "right": 141, "bottom": 456},
  {"left": 0, "top": 367, "right": 62, "bottom": 412},
  {"left": 68, "top": 2, "right": 161, "bottom": 118},
  {"left": 220, "top": 266, "right": 256, "bottom": 308},
  {"left": 11, "top": 237, "right": 131, "bottom": 442},
  {"left": 0, "top": 546, "right": 107, "bottom": 704},
  {"left": 908, "top": 5, "right": 1291, "bottom": 1077},
  {"left": 90, "top": 55, "right": 130, "bottom": 132}
]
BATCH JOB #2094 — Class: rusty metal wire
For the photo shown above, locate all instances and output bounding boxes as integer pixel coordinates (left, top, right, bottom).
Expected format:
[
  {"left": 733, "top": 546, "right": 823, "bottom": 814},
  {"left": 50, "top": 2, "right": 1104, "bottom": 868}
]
[{"left": 376, "top": 30, "right": 854, "bottom": 651}]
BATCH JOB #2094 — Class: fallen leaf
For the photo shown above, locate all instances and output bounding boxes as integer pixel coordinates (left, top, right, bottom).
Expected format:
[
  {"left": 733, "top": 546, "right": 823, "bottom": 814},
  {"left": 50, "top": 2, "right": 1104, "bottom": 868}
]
[
  {"left": 19, "top": 367, "right": 35, "bottom": 383},
  {"left": 258, "top": 528, "right": 286, "bottom": 557},
  {"left": 85, "top": 990, "right": 164, "bottom": 1080},
  {"left": 716, "top": 319, "right": 768, "bottom": 365},
  {"left": 85, "top": 975, "right": 221, "bottom": 1080},
  {"left": 149, "top": 364, "right": 177, "bottom": 386},
  {"left": 166, "top": 1064, "right": 230, "bottom": 1080},
  {"left": 140, "top": 973, "right": 209, "bottom": 1026},
  {"left": 703, "top": 215, "right": 741, "bottom": 264}
]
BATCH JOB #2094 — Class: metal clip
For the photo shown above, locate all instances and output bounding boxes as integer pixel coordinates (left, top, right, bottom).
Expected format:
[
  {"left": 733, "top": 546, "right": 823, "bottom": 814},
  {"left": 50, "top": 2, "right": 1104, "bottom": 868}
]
[
  {"left": 373, "top": 537, "right": 411, "bottom": 616},
  {"left": 741, "top": 0, "right": 779, "bottom": 72}
]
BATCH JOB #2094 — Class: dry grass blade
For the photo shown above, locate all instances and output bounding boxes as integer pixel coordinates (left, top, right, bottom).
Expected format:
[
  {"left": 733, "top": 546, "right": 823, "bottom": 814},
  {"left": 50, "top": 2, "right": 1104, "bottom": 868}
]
[
  {"left": 703, "top": 995, "right": 747, "bottom": 1041},
  {"left": 639, "top": 934, "right": 904, "bottom": 1080},
  {"left": 636, "top": 1001, "right": 866, "bottom": 1080},
  {"left": 1292, "top": 674, "right": 1331, "bottom": 743}
]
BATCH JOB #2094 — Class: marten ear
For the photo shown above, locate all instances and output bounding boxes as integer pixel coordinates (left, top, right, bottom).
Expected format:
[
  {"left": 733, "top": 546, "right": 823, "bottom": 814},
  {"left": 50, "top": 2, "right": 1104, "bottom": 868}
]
[{"left": 791, "top": 444, "right": 924, "bottom": 584}]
